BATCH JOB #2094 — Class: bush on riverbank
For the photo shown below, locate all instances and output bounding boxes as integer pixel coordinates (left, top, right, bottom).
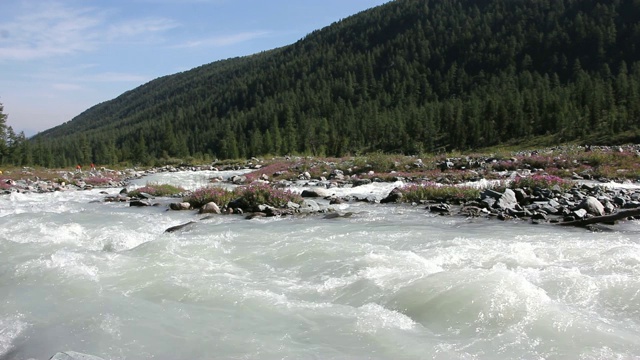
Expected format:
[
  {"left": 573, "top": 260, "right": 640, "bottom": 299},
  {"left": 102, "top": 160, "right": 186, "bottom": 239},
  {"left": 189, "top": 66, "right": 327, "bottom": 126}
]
[
  {"left": 185, "top": 183, "right": 303, "bottom": 209},
  {"left": 129, "top": 183, "right": 186, "bottom": 197},
  {"left": 510, "top": 175, "right": 572, "bottom": 192},
  {"left": 399, "top": 183, "right": 481, "bottom": 204}
]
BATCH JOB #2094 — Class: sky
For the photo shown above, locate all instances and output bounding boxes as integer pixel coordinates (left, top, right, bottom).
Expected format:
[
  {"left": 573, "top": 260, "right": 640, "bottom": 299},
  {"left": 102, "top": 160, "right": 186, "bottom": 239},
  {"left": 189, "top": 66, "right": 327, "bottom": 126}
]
[{"left": 0, "top": 0, "right": 390, "bottom": 136}]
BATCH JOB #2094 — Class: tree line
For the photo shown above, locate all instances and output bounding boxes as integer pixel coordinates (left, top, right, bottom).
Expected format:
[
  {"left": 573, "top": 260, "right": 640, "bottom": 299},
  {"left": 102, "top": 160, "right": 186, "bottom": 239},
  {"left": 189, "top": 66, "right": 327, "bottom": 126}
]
[{"left": 4, "top": 0, "right": 637, "bottom": 167}]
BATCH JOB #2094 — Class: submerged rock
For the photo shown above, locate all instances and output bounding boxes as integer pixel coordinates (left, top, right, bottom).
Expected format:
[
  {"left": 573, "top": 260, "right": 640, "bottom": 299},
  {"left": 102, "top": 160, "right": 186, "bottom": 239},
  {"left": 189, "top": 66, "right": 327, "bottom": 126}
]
[
  {"left": 50, "top": 351, "right": 106, "bottom": 360},
  {"left": 165, "top": 221, "right": 196, "bottom": 233}
]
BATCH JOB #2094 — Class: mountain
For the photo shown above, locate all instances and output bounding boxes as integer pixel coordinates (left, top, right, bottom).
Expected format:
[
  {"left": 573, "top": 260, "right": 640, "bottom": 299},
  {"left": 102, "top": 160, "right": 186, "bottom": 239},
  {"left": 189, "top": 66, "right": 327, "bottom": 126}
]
[{"left": 27, "top": 0, "right": 640, "bottom": 166}]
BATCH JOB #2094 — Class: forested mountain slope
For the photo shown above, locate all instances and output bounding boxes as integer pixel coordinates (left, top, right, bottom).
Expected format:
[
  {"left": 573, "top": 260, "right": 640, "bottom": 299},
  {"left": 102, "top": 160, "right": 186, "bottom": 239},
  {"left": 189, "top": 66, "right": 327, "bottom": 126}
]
[{"left": 29, "top": 0, "right": 640, "bottom": 166}]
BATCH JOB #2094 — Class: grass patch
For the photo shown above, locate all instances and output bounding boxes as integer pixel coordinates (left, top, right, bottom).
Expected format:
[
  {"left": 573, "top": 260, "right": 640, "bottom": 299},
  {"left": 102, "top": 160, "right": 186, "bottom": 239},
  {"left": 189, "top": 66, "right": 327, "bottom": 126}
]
[
  {"left": 400, "top": 182, "right": 481, "bottom": 203},
  {"left": 129, "top": 183, "right": 186, "bottom": 197}
]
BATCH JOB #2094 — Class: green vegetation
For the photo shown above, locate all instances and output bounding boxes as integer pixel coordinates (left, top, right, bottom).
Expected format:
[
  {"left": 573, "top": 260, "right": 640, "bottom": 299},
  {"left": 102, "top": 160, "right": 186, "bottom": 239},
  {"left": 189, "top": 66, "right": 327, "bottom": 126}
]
[
  {"left": 400, "top": 183, "right": 481, "bottom": 204},
  {"left": 2, "top": 0, "right": 639, "bottom": 167},
  {"left": 510, "top": 175, "right": 573, "bottom": 192},
  {"left": 129, "top": 183, "right": 186, "bottom": 197},
  {"left": 184, "top": 183, "right": 303, "bottom": 209}
]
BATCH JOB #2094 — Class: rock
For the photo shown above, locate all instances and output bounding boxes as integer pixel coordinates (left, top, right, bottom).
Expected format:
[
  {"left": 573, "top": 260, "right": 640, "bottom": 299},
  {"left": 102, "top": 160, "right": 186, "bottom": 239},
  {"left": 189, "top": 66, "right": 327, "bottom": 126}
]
[
  {"left": 329, "top": 197, "right": 344, "bottom": 205},
  {"left": 165, "top": 221, "right": 196, "bottom": 233},
  {"left": 137, "top": 192, "right": 155, "bottom": 199},
  {"left": 380, "top": 187, "right": 403, "bottom": 204},
  {"left": 169, "top": 202, "right": 192, "bottom": 211},
  {"left": 531, "top": 212, "right": 548, "bottom": 221},
  {"left": 460, "top": 206, "right": 486, "bottom": 217},
  {"left": 129, "top": 199, "right": 151, "bottom": 207},
  {"left": 572, "top": 208, "right": 588, "bottom": 218},
  {"left": 323, "top": 212, "right": 353, "bottom": 219},
  {"left": 580, "top": 196, "right": 605, "bottom": 216},
  {"left": 299, "top": 199, "right": 320, "bottom": 213},
  {"left": 482, "top": 189, "right": 503, "bottom": 200},
  {"left": 245, "top": 212, "right": 267, "bottom": 219},
  {"left": 301, "top": 188, "right": 331, "bottom": 198},
  {"left": 352, "top": 178, "right": 372, "bottom": 187},
  {"left": 199, "top": 202, "right": 221, "bottom": 214},
  {"left": 50, "top": 351, "right": 106, "bottom": 360},
  {"left": 286, "top": 201, "right": 301, "bottom": 210},
  {"left": 231, "top": 175, "right": 247, "bottom": 184},
  {"left": 495, "top": 189, "right": 518, "bottom": 210},
  {"left": 429, "top": 203, "right": 451, "bottom": 214},
  {"left": 512, "top": 188, "right": 528, "bottom": 204}
]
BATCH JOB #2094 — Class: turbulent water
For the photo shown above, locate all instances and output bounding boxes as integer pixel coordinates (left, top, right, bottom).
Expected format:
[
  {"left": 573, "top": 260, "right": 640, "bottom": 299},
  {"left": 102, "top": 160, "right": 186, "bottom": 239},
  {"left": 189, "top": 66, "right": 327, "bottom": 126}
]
[{"left": 1, "top": 171, "right": 640, "bottom": 360}]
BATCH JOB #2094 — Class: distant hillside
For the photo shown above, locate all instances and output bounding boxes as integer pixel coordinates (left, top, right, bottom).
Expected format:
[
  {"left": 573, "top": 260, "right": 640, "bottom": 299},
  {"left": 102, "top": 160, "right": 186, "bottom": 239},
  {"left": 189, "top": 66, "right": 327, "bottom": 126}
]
[{"left": 26, "top": 0, "right": 640, "bottom": 166}]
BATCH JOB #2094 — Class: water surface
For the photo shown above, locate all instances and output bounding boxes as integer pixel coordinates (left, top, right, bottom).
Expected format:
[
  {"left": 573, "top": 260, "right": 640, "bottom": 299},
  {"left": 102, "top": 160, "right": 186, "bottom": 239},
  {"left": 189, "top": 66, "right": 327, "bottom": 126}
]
[{"left": 1, "top": 171, "right": 639, "bottom": 359}]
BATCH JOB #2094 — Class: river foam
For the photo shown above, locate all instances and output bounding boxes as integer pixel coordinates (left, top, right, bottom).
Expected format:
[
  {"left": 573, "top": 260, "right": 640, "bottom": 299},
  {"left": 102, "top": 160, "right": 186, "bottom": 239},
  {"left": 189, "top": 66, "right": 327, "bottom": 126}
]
[{"left": 1, "top": 171, "right": 639, "bottom": 359}]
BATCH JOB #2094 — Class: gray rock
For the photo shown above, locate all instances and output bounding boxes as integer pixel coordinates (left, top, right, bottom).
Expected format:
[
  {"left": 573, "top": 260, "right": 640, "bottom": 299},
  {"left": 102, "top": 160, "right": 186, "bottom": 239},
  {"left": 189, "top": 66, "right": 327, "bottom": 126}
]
[
  {"left": 50, "top": 351, "right": 106, "bottom": 360},
  {"left": 299, "top": 199, "right": 320, "bottom": 213},
  {"left": 495, "top": 189, "right": 518, "bottom": 210},
  {"left": 572, "top": 208, "right": 588, "bottom": 218},
  {"left": 482, "top": 189, "right": 503, "bottom": 200},
  {"left": 301, "top": 188, "right": 328, "bottom": 198},
  {"left": 429, "top": 203, "right": 451, "bottom": 214},
  {"left": 165, "top": 221, "right": 196, "bottom": 233},
  {"left": 380, "top": 187, "right": 403, "bottom": 204},
  {"left": 580, "top": 196, "right": 605, "bottom": 216},
  {"left": 199, "top": 202, "right": 221, "bottom": 214},
  {"left": 169, "top": 202, "right": 192, "bottom": 211},
  {"left": 129, "top": 199, "right": 151, "bottom": 207},
  {"left": 231, "top": 175, "right": 247, "bottom": 184}
]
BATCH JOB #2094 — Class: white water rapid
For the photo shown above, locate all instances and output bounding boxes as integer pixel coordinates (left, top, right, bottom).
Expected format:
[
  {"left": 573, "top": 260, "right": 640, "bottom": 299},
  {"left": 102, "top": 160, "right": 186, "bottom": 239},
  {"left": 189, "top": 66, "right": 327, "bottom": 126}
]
[{"left": 1, "top": 170, "right": 639, "bottom": 359}]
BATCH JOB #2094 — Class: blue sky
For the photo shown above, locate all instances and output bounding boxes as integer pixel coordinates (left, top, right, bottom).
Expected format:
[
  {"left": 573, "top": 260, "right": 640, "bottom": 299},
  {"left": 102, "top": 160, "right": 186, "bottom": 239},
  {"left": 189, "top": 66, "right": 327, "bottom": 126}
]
[{"left": 0, "top": 0, "right": 389, "bottom": 136}]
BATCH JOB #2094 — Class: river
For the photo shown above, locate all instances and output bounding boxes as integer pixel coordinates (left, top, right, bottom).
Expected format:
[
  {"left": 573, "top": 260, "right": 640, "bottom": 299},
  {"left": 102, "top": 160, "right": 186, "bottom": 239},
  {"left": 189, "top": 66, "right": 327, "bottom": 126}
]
[{"left": 1, "top": 170, "right": 639, "bottom": 359}]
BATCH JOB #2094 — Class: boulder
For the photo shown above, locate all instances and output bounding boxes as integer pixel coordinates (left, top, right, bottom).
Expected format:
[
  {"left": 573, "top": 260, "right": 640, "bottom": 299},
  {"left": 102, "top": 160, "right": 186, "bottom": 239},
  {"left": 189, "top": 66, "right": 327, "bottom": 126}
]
[
  {"left": 199, "top": 202, "right": 221, "bottom": 214},
  {"left": 580, "top": 196, "right": 605, "bottom": 216},
  {"left": 169, "top": 202, "right": 192, "bottom": 211},
  {"left": 495, "top": 189, "right": 518, "bottom": 210},
  {"left": 129, "top": 199, "right": 151, "bottom": 207},
  {"left": 429, "top": 203, "right": 451, "bottom": 214},
  {"left": 165, "top": 221, "right": 196, "bottom": 233},
  {"left": 231, "top": 175, "right": 247, "bottom": 184},
  {"left": 299, "top": 199, "right": 320, "bottom": 213},
  {"left": 572, "top": 208, "right": 588, "bottom": 219},
  {"left": 380, "top": 187, "right": 403, "bottom": 204},
  {"left": 301, "top": 188, "right": 332, "bottom": 198}
]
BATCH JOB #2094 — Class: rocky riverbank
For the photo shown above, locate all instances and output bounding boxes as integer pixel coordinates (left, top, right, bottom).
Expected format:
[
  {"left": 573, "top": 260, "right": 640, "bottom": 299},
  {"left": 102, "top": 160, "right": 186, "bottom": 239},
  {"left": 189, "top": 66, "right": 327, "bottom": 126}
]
[{"left": 3, "top": 145, "right": 640, "bottom": 229}]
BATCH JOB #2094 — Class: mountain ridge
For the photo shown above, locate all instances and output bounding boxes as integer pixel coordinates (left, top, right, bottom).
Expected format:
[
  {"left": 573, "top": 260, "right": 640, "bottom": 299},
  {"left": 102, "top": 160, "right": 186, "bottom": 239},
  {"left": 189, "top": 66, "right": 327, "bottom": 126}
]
[{"left": 23, "top": 0, "right": 640, "bottom": 167}]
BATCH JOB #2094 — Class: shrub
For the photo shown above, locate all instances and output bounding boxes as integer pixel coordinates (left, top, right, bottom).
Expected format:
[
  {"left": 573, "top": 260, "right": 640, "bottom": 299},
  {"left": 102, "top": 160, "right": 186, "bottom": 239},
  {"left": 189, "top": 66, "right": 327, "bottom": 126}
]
[
  {"left": 185, "top": 186, "right": 236, "bottom": 208},
  {"left": 233, "top": 182, "right": 303, "bottom": 208},
  {"left": 185, "top": 182, "right": 303, "bottom": 209},
  {"left": 510, "top": 175, "right": 572, "bottom": 192},
  {"left": 400, "top": 182, "right": 481, "bottom": 203},
  {"left": 129, "top": 183, "right": 186, "bottom": 197}
]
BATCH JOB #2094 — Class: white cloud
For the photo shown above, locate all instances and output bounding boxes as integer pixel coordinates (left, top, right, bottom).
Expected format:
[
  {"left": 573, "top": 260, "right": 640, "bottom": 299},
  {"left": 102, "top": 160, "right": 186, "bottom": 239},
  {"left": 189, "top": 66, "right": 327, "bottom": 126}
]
[
  {"left": 0, "top": 2, "right": 178, "bottom": 61},
  {"left": 52, "top": 83, "right": 84, "bottom": 91},
  {"left": 176, "top": 31, "right": 271, "bottom": 49},
  {"left": 106, "top": 17, "right": 179, "bottom": 42},
  {"left": 81, "top": 72, "right": 149, "bottom": 83}
]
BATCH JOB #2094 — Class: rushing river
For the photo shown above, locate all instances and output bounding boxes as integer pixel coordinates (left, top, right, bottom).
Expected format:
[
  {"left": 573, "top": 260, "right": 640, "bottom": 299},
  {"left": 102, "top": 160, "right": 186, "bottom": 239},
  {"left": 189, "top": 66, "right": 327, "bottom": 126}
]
[{"left": 1, "top": 170, "right": 640, "bottom": 360}]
